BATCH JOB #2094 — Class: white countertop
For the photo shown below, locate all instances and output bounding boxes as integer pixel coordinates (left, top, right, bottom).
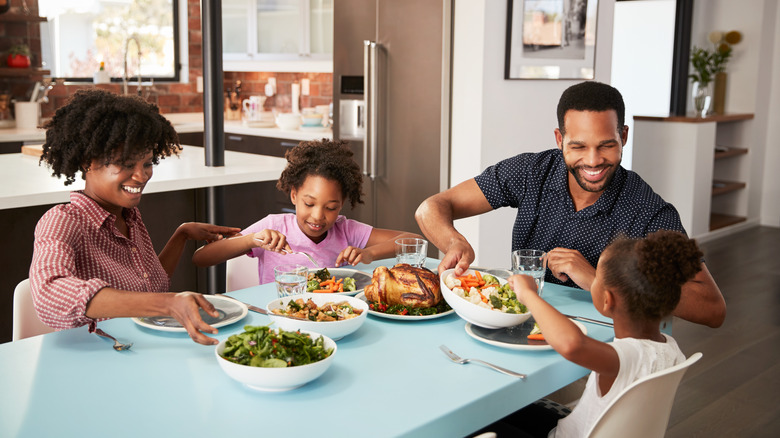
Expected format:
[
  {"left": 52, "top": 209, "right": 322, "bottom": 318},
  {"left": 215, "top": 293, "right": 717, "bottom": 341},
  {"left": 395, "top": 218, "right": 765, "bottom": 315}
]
[
  {"left": 0, "top": 112, "right": 332, "bottom": 143},
  {"left": 0, "top": 146, "right": 288, "bottom": 210}
]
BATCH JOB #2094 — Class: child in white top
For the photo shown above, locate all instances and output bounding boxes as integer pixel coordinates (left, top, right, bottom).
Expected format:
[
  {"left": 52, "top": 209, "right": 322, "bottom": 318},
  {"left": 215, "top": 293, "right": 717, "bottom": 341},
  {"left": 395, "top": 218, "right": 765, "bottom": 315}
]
[
  {"left": 193, "top": 139, "right": 421, "bottom": 283},
  {"left": 505, "top": 230, "right": 703, "bottom": 437}
]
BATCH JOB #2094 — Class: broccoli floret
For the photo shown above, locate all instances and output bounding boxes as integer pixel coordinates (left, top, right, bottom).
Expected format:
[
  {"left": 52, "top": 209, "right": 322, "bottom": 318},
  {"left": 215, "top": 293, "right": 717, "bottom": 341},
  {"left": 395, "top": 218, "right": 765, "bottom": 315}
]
[{"left": 342, "top": 277, "right": 357, "bottom": 291}]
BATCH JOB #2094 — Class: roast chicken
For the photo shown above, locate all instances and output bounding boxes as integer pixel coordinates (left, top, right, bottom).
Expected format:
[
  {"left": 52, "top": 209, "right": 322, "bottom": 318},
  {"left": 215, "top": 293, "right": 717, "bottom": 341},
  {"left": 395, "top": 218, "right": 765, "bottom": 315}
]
[{"left": 363, "top": 264, "right": 442, "bottom": 308}]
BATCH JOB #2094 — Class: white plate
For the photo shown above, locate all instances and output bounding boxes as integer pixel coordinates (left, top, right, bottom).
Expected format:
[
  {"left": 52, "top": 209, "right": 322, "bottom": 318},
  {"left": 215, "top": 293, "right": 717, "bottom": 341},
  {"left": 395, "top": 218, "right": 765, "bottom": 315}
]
[
  {"left": 465, "top": 318, "right": 587, "bottom": 351},
  {"left": 132, "top": 295, "right": 248, "bottom": 332},
  {"left": 355, "top": 292, "right": 455, "bottom": 320},
  {"left": 309, "top": 267, "right": 372, "bottom": 296}
]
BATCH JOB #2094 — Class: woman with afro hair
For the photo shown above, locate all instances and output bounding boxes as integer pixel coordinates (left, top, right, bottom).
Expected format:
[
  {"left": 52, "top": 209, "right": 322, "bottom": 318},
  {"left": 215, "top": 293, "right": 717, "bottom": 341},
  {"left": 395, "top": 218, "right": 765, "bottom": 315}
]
[
  {"left": 193, "top": 139, "right": 421, "bottom": 284},
  {"left": 31, "top": 89, "right": 240, "bottom": 345}
]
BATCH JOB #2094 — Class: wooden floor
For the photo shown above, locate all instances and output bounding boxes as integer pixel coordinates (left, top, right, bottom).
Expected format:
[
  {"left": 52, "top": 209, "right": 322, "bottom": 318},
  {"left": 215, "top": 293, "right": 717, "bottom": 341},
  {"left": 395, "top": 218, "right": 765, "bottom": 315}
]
[{"left": 666, "top": 226, "right": 780, "bottom": 437}]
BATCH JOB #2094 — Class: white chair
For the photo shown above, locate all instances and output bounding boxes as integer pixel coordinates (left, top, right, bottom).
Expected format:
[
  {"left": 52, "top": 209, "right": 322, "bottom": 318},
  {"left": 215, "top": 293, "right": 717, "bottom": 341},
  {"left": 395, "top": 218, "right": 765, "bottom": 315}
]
[
  {"left": 12, "top": 279, "right": 55, "bottom": 341},
  {"left": 226, "top": 255, "right": 259, "bottom": 292},
  {"left": 585, "top": 352, "right": 703, "bottom": 438}
]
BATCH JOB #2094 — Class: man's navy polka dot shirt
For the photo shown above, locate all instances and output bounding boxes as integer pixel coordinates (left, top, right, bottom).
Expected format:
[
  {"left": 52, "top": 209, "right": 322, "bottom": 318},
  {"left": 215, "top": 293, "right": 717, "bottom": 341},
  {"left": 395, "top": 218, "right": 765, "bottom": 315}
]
[{"left": 474, "top": 148, "right": 685, "bottom": 289}]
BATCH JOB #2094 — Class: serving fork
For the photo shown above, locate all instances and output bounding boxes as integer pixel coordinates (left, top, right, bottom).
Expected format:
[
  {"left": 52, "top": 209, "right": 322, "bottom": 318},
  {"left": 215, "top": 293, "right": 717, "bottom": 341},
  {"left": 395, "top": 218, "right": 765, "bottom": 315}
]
[
  {"left": 439, "top": 345, "right": 526, "bottom": 379},
  {"left": 254, "top": 238, "right": 319, "bottom": 267}
]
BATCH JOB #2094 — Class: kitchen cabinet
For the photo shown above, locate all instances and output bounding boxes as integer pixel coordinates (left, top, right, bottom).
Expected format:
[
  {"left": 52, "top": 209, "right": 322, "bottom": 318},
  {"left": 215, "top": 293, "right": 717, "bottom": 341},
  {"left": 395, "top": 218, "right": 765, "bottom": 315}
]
[
  {"left": 633, "top": 113, "right": 755, "bottom": 238},
  {"left": 222, "top": 0, "right": 333, "bottom": 73}
]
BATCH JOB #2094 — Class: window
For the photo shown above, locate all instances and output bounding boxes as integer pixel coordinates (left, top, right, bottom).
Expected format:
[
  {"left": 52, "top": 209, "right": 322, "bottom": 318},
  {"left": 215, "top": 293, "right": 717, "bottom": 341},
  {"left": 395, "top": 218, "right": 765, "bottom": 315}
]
[{"left": 39, "top": 0, "right": 180, "bottom": 82}]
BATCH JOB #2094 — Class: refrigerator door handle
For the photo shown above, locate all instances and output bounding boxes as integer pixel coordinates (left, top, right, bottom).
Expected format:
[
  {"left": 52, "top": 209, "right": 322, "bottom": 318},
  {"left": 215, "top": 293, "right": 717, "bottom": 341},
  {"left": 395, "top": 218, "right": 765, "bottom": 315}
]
[
  {"left": 363, "top": 40, "right": 372, "bottom": 177},
  {"left": 364, "top": 40, "right": 378, "bottom": 180}
]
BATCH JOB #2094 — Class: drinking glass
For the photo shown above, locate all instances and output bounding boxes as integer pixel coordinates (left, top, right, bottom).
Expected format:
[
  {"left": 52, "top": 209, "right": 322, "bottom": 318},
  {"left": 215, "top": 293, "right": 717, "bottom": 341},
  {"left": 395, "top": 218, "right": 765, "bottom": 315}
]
[
  {"left": 395, "top": 238, "right": 428, "bottom": 268},
  {"left": 511, "top": 249, "right": 547, "bottom": 296},
  {"left": 273, "top": 264, "right": 308, "bottom": 298}
]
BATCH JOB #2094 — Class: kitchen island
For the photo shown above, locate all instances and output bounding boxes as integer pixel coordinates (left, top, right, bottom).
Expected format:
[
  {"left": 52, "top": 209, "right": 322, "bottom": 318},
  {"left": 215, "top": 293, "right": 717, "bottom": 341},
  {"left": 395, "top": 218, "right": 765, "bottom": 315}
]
[{"left": 0, "top": 146, "right": 288, "bottom": 343}]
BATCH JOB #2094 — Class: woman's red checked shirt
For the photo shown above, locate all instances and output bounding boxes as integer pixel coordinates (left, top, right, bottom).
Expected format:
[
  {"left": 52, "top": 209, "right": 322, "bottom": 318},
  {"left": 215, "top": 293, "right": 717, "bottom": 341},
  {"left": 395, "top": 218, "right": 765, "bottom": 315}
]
[{"left": 30, "top": 191, "right": 170, "bottom": 331}]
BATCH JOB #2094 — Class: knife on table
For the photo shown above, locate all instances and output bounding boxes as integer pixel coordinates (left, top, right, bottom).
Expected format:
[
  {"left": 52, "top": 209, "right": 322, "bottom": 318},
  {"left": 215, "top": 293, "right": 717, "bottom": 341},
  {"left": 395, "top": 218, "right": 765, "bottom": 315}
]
[
  {"left": 221, "top": 295, "right": 307, "bottom": 320},
  {"left": 564, "top": 315, "right": 614, "bottom": 328}
]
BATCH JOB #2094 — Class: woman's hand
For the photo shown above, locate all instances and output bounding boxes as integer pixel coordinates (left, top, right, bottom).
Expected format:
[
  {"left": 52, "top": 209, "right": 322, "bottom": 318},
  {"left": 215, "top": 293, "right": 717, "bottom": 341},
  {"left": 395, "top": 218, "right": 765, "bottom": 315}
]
[
  {"left": 252, "top": 229, "right": 290, "bottom": 253},
  {"left": 336, "top": 246, "right": 372, "bottom": 266},
  {"left": 167, "top": 292, "right": 220, "bottom": 345},
  {"left": 179, "top": 222, "right": 241, "bottom": 243}
]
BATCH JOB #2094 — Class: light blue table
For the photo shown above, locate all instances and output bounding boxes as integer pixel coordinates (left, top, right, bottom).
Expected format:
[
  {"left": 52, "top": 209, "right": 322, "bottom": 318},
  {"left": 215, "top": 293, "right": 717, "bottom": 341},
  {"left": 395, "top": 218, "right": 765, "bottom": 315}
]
[{"left": 0, "top": 259, "right": 614, "bottom": 438}]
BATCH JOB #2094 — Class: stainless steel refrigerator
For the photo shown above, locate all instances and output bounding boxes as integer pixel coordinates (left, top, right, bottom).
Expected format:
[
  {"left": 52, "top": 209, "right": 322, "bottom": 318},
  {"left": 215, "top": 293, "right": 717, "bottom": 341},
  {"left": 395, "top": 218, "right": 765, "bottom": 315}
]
[{"left": 333, "top": 0, "right": 452, "bottom": 245}]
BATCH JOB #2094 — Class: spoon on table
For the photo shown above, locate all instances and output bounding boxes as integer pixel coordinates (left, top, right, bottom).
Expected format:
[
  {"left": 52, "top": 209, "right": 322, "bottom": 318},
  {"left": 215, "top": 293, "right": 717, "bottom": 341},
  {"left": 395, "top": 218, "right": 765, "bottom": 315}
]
[{"left": 95, "top": 328, "right": 133, "bottom": 351}]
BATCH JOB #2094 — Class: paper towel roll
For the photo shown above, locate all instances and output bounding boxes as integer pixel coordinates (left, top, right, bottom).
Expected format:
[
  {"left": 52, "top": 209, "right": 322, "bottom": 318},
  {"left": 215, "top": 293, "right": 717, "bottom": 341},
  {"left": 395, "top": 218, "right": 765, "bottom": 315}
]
[
  {"left": 291, "top": 83, "right": 300, "bottom": 114},
  {"left": 15, "top": 102, "right": 40, "bottom": 130}
]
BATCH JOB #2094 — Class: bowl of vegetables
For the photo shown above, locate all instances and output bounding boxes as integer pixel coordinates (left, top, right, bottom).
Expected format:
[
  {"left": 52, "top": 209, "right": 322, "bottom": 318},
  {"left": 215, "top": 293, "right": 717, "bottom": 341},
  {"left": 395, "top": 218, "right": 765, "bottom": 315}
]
[
  {"left": 440, "top": 268, "right": 531, "bottom": 329},
  {"left": 266, "top": 293, "right": 369, "bottom": 340},
  {"left": 215, "top": 326, "right": 337, "bottom": 391}
]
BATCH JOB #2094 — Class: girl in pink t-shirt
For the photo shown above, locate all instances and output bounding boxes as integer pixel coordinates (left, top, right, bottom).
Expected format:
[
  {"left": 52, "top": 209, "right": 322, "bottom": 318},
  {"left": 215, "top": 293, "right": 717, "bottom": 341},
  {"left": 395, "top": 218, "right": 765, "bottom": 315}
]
[{"left": 193, "top": 139, "right": 421, "bottom": 284}]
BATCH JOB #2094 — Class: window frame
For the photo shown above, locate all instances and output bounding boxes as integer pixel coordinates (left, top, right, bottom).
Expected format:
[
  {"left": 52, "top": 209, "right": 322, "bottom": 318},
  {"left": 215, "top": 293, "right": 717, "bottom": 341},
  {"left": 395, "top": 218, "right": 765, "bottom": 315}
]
[{"left": 41, "top": 0, "right": 182, "bottom": 83}]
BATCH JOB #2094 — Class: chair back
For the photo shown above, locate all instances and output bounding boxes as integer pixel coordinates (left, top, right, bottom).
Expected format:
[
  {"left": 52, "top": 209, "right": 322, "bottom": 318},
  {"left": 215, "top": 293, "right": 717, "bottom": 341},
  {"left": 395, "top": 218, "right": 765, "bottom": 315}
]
[
  {"left": 585, "top": 352, "right": 703, "bottom": 438},
  {"left": 226, "top": 255, "right": 259, "bottom": 292},
  {"left": 12, "top": 279, "right": 55, "bottom": 341}
]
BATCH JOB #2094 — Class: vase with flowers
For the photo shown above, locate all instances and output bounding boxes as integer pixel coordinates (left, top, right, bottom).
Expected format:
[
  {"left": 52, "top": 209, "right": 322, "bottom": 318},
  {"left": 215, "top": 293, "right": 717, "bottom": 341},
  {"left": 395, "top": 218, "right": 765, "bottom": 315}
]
[{"left": 689, "top": 30, "right": 742, "bottom": 117}]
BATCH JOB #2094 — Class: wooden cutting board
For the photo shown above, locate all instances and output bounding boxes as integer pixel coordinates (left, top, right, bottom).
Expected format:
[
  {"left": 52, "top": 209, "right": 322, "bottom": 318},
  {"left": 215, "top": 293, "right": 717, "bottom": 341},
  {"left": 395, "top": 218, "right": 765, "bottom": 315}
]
[{"left": 21, "top": 144, "right": 43, "bottom": 157}]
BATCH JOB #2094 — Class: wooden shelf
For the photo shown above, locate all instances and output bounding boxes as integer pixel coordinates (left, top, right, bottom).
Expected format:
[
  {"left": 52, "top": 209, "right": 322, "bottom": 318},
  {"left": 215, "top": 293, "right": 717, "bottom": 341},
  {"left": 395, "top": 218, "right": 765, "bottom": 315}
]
[
  {"left": 0, "top": 67, "right": 50, "bottom": 77},
  {"left": 0, "top": 14, "right": 47, "bottom": 23},
  {"left": 710, "top": 213, "right": 746, "bottom": 231},
  {"left": 714, "top": 147, "right": 748, "bottom": 159},
  {"left": 712, "top": 180, "right": 746, "bottom": 196},
  {"left": 634, "top": 113, "right": 755, "bottom": 123}
]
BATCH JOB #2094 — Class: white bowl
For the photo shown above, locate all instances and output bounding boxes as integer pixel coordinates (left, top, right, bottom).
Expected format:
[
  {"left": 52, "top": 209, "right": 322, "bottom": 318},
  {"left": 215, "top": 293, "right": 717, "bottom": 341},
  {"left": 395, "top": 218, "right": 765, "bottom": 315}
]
[
  {"left": 266, "top": 293, "right": 368, "bottom": 340},
  {"left": 275, "top": 112, "right": 302, "bottom": 130},
  {"left": 440, "top": 268, "right": 531, "bottom": 329},
  {"left": 215, "top": 329, "right": 337, "bottom": 392}
]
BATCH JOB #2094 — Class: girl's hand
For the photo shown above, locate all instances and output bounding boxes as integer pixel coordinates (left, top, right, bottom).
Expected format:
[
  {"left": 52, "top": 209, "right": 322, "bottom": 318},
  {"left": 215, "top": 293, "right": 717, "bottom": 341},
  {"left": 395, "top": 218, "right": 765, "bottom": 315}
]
[
  {"left": 508, "top": 274, "right": 540, "bottom": 304},
  {"left": 252, "top": 229, "right": 290, "bottom": 253},
  {"left": 336, "top": 246, "right": 372, "bottom": 266},
  {"left": 179, "top": 222, "right": 241, "bottom": 243},
  {"left": 167, "top": 292, "right": 219, "bottom": 345}
]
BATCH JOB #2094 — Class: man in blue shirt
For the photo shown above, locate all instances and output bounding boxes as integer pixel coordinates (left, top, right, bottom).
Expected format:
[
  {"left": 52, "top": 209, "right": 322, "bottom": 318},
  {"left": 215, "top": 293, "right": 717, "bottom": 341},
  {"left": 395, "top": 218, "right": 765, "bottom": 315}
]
[{"left": 416, "top": 81, "right": 725, "bottom": 328}]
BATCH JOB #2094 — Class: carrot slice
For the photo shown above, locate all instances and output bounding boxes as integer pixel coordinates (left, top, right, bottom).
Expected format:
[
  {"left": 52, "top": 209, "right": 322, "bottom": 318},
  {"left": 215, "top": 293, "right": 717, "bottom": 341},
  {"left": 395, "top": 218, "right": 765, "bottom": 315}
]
[
  {"left": 475, "top": 270, "right": 483, "bottom": 282},
  {"left": 312, "top": 289, "right": 333, "bottom": 293},
  {"left": 527, "top": 333, "right": 545, "bottom": 341}
]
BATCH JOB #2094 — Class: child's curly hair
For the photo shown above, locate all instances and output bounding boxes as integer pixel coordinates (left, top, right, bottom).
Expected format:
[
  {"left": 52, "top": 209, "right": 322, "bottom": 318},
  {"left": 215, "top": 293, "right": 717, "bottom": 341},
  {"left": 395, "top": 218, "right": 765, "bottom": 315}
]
[
  {"left": 40, "top": 89, "right": 180, "bottom": 185},
  {"left": 276, "top": 139, "right": 364, "bottom": 208},
  {"left": 600, "top": 230, "right": 703, "bottom": 321}
]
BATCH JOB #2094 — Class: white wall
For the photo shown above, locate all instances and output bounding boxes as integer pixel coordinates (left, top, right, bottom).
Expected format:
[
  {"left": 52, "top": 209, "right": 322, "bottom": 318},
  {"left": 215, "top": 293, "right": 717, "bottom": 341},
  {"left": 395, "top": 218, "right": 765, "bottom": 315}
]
[
  {"left": 761, "top": 1, "right": 780, "bottom": 226},
  {"left": 450, "top": 0, "right": 616, "bottom": 269},
  {"left": 611, "top": 0, "right": 676, "bottom": 170}
]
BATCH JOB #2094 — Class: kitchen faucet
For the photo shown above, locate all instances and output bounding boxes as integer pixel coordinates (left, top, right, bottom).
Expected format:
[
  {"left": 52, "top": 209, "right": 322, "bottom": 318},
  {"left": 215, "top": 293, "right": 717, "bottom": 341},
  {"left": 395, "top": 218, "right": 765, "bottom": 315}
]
[{"left": 123, "top": 35, "right": 143, "bottom": 96}]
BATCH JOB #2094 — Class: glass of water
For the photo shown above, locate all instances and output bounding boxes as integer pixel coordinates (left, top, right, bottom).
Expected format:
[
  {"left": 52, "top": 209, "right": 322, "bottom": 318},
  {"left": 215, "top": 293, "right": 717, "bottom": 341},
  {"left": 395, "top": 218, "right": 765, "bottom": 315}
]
[
  {"left": 395, "top": 238, "right": 428, "bottom": 268},
  {"left": 273, "top": 264, "right": 308, "bottom": 298},
  {"left": 511, "top": 249, "right": 547, "bottom": 296}
]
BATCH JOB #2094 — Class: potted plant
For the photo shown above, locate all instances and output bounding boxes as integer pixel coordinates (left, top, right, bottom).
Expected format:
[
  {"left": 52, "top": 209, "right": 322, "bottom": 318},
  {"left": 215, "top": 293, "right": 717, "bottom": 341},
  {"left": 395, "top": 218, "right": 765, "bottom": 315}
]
[
  {"left": 689, "top": 30, "right": 742, "bottom": 116},
  {"left": 6, "top": 43, "right": 31, "bottom": 69}
]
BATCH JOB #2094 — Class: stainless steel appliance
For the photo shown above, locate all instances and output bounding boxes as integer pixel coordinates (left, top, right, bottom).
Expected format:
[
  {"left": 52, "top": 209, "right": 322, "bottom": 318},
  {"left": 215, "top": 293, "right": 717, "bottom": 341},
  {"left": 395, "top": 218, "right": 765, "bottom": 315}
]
[{"left": 334, "top": 0, "right": 452, "bottom": 242}]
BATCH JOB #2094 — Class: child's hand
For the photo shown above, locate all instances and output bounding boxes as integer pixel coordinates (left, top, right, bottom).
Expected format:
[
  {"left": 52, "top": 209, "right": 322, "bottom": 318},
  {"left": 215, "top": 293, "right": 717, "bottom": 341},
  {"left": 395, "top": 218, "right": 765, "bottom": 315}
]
[
  {"left": 179, "top": 223, "right": 241, "bottom": 243},
  {"left": 252, "top": 229, "right": 290, "bottom": 254},
  {"left": 336, "top": 246, "right": 372, "bottom": 266},
  {"left": 508, "top": 274, "right": 540, "bottom": 304}
]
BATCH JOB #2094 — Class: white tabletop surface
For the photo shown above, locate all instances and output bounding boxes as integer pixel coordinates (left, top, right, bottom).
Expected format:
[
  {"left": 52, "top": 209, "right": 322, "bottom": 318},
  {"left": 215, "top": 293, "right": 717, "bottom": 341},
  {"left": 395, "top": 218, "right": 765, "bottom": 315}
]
[
  {"left": 0, "top": 145, "right": 288, "bottom": 210},
  {"left": 0, "top": 259, "right": 616, "bottom": 438},
  {"left": 0, "top": 112, "right": 332, "bottom": 143}
]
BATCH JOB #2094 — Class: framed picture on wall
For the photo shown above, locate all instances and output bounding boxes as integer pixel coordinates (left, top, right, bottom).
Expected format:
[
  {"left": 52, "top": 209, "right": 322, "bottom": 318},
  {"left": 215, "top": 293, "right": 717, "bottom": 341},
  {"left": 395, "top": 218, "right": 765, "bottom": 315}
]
[{"left": 505, "top": 0, "right": 599, "bottom": 80}]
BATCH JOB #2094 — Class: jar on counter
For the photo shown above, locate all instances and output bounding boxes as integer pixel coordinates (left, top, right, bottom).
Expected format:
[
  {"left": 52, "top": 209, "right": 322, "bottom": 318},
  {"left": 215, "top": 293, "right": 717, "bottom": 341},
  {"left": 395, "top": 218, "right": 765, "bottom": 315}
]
[{"left": 0, "top": 94, "right": 15, "bottom": 129}]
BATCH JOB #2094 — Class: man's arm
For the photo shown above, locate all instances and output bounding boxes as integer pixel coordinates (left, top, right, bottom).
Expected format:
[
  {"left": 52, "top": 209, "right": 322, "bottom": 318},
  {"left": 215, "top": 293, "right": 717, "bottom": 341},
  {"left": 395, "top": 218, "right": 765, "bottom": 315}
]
[
  {"left": 674, "top": 263, "right": 726, "bottom": 328},
  {"left": 415, "top": 179, "right": 493, "bottom": 275}
]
